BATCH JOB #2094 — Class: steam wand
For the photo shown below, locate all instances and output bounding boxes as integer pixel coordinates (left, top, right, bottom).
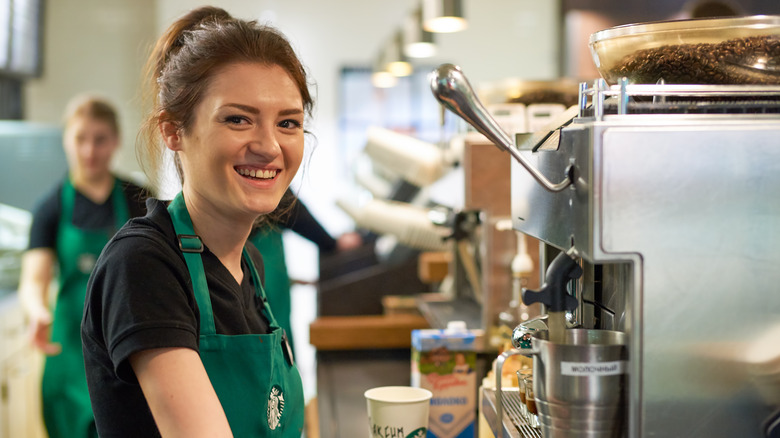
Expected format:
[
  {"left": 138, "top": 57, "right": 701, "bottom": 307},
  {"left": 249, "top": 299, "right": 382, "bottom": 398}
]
[{"left": 429, "top": 63, "right": 572, "bottom": 193}]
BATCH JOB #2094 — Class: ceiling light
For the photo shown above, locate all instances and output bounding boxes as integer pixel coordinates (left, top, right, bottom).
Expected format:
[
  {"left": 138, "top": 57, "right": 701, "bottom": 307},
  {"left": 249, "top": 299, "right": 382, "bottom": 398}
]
[
  {"left": 403, "top": 7, "right": 436, "bottom": 58},
  {"left": 422, "top": 0, "right": 467, "bottom": 33},
  {"left": 371, "top": 51, "right": 398, "bottom": 88},
  {"left": 385, "top": 31, "right": 413, "bottom": 77}
]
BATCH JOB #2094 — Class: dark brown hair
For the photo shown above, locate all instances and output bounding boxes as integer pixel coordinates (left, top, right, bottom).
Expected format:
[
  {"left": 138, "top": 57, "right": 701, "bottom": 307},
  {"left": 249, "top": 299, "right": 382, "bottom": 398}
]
[{"left": 137, "top": 6, "right": 313, "bottom": 194}]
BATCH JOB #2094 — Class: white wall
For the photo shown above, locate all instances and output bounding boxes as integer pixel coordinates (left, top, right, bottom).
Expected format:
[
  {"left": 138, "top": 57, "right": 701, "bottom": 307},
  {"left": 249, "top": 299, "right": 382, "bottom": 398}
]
[{"left": 25, "top": 0, "right": 561, "bottom": 235}]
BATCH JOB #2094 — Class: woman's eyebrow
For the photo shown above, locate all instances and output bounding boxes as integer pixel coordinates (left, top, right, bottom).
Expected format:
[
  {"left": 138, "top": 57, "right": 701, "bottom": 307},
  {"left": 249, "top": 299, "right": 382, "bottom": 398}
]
[
  {"left": 279, "top": 108, "right": 304, "bottom": 116},
  {"left": 219, "top": 104, "right": 303, "bottom": 117},
  {"left": 220, "top": 103, "right": 259, "bottom": 114}
]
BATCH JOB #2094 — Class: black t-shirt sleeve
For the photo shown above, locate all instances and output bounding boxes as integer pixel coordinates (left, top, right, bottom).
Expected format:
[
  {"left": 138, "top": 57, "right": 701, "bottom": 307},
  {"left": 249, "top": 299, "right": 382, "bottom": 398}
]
[
  {"left": 86, "top": 229, "right": 199, "bottom": 383},
  {"left": 27, "top": 184, "right": 62, "bottom": 250},
  {"left": 282, "top": 198, "right": 338, "bottom": 252}
]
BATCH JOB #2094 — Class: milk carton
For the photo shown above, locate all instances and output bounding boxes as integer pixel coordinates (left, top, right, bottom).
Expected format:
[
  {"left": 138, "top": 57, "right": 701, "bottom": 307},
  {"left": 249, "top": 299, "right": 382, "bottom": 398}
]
[{"left": 411, "top": 321, "right": 477, "bottom": 438}]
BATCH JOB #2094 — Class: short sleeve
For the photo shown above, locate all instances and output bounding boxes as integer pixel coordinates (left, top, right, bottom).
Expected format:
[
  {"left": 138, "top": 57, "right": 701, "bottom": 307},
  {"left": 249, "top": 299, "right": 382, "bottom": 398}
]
[
  {"left": 84, "top": 228, "right": 199, "bottom": 383},
  {"left": 27, "top": 184, "right": 62, "bottom": 250}
]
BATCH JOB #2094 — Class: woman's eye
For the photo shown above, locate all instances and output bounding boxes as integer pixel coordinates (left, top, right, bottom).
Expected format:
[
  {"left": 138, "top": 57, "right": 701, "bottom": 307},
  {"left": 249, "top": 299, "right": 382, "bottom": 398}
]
[
  {"left": 224, "top": 115, "right": 248, "bottom": 125},
  {"left": 279, "top": 119, "right": 302, "bottom": 129}
]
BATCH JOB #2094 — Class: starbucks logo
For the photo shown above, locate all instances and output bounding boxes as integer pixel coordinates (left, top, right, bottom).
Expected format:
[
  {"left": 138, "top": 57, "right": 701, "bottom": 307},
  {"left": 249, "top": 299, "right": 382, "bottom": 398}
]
[
  {"left": 407, "top": 427, "right": 426, "bottom": 438},
  {"left": 267, "top": 385, "right": 285, "bottom": 430},
  {"left": 78, "top": 253, "right": 97, "bottom": 274}
]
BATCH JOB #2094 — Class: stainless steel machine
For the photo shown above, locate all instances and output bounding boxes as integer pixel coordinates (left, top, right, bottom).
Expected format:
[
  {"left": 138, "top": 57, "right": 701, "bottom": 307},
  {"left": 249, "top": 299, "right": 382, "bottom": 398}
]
[{"left": 431, "top": 65, "right": 780, "bottom": 437}]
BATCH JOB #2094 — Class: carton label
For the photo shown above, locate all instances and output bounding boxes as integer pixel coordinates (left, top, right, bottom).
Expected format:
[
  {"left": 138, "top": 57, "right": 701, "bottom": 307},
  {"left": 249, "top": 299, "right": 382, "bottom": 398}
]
[{"left": 414, "top": 347, "right": 476, "bottom": 438}]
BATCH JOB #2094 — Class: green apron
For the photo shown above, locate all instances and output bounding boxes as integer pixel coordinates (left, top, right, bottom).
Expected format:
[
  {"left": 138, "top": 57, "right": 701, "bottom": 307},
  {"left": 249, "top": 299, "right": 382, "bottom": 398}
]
[
  {"left": 43, "top": 178, "right": 128, "bottom": 438},
  {"left": 167, "top": 192, "right": 304, "bottom": 437},
  {"left": 249, "top": 228, "right": 295, "bottom": 353}
]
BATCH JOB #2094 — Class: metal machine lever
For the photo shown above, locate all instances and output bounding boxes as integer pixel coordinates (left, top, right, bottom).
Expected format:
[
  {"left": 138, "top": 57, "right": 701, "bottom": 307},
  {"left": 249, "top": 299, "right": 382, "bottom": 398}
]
[{"left": 429, "top": 63, "right": 572, "bottom": 192}]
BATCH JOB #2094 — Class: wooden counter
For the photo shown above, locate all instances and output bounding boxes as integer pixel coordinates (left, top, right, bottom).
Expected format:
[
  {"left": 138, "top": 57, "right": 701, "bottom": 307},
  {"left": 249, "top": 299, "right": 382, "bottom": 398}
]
[{"left": 309, "top": 314, "right": 429, "bottom": 350}]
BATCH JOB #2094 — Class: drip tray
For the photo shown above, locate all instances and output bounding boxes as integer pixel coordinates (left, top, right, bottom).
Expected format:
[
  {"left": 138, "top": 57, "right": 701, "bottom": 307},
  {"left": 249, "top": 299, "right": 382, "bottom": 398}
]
[{"left": 482, "top": 387, "right": 543, "bottom": 438}]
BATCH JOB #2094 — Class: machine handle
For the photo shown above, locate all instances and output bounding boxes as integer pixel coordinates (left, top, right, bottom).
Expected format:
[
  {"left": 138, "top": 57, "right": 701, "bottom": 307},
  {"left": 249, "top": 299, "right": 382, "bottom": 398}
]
[
  {"left": 522, "top": 250, "right": 581, "bottom": 312},
  {"left": 429, "top": 63, "right": 573, "bottom": 193}
]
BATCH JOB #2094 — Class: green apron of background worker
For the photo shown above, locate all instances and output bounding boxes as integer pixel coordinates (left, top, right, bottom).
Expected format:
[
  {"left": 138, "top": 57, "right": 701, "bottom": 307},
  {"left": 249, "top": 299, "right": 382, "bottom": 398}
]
[
  {"left": 169, "top": 193, "right": 305, "bottom": 437},
  {"left": 250, "top": 227, "right": 296, "bottom": 354},
  {"left": 42, "top": 179, "right": 129, "bottom": 438}
]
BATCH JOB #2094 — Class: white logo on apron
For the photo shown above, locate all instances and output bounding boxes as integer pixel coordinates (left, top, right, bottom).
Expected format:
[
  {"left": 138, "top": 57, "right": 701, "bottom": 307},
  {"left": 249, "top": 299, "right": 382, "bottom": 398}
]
[
  {"left": 267, "top": 385, "right": 285, "bottom": 430},
  {"left": 78, "top": 253, "right": 97, "bottom": 274}
]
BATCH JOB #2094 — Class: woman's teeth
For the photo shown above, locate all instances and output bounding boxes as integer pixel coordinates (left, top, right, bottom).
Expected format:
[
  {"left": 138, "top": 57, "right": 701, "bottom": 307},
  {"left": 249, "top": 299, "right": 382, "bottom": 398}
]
[{"left": 237, "top": 168, "right": 277, "bottom": 179}]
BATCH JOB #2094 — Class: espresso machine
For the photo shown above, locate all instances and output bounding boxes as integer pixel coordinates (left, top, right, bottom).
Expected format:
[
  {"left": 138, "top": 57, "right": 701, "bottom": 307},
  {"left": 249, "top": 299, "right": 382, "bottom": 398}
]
[{"left": 429, "top": 16, "right": 780, "bottom": 436}]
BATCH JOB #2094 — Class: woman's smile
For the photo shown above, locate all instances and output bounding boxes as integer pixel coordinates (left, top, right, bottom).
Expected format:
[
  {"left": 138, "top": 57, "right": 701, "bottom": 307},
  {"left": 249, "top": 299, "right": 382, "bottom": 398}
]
[{"left": 235, "top": 167, "right": 279, "bottom": 180}]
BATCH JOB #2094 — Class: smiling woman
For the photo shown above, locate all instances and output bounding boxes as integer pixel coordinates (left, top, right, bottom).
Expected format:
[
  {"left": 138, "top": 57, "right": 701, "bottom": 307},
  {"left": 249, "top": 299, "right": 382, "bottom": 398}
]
[
  {"left": 80, "top": 6, "right": 313, "bottom": 438},
  {"left": 161, "top": 62, "right": 306, "bottom": 231}
]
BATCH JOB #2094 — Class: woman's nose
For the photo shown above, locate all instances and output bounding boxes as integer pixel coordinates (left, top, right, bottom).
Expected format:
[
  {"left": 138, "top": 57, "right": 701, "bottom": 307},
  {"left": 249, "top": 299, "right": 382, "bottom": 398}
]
[
  {"left": 249, "top": 124, "right": 282, "bottom": 158},
  {"left": 80, "top": 141, "right": 97, "bottom": 159}
]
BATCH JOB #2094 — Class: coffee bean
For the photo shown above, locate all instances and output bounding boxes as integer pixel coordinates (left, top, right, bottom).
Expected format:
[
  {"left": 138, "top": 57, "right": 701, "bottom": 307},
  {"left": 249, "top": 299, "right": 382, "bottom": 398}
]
[{"left": 604, "top": 35, "right": 780, "bottom": 85}]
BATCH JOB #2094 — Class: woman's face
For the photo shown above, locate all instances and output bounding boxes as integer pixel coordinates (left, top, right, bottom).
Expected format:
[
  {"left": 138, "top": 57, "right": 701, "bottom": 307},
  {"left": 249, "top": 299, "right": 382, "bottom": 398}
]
[
  {"left": 174, "top": 62, "right": 305, "bottom": 223},
  {"left": 63, "top": 116, "right": 119, "bottom": 181}
]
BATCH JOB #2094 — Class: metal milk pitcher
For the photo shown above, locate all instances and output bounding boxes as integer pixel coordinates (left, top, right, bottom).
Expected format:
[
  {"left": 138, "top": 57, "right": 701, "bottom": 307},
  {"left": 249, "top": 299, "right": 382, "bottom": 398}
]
[{"left": 530, "top": 329, "right": 628, "bottom": 438}]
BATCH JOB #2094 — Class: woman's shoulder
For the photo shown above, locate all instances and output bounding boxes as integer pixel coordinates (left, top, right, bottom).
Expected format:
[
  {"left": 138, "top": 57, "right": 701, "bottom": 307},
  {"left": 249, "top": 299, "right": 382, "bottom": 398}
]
[
  {"left": 99, "top": 198, "right": 179, "bottom": 266},
  {"left": 26, "top": 179, "right": 66, "bottom": 250},
  {"left": 93, "top": 198, "right": 189, "bottom": 298},
  {"left": 30, "top": 178, "right": 66, "bottom": 219}
]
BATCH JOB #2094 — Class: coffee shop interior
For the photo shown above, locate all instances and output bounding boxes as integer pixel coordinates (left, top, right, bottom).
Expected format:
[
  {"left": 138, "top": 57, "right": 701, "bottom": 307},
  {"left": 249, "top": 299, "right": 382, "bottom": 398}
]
[{"left": 2, "top": 0, "right": 780, "bottom": 437}]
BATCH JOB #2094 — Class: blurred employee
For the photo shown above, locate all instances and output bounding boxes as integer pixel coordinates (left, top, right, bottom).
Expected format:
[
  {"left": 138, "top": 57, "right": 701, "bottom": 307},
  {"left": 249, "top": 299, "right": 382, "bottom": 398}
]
[
  {"left": 18, "top": 95, "right": 147, "bottom": 438},
  {"left": 250, "top": 189, "right": 362, "bottom": 353},
  {"left": 81, "top": 6, "right": 312, "bottom": 436}
]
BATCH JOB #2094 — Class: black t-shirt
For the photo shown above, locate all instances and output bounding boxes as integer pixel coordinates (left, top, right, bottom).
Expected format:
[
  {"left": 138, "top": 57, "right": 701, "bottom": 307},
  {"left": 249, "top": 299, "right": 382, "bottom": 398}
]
[
  {"left": 81, "top": 198, "right": 270, "bottom": 438},
  {"left": 27, "top": 176, "right": 147, "bottom": 250},
  {"left": 278, "top": 193, "right": 338, "bottom": 252}
]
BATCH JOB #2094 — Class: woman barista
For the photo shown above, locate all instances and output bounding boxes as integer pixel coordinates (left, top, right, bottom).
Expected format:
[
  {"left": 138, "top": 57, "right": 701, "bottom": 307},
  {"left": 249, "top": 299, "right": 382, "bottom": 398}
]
[
  {"left": 81, "top": 6, "right": 311, "bottom": 437},
  {"left": 18, "top": 95, "right": 147, "bottom": 438}
]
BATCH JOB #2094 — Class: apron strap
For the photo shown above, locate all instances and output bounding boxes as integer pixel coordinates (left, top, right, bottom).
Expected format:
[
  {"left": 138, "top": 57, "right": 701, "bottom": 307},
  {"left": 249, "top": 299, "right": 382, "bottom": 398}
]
[
  {"left": 241, "top": 246, "right": 279, "bottom": 327},
  {"left": 60, "top": 178, "right": 76, "bottom": 229},
  {"left": 167, "top": 192, "right": 282, "bottom": 337},
  {"left": 110, "top": 178, "right": 131, "bottom": 230},
  {"left": 167, "top": 193, "right": 217, "bottom": 336}
]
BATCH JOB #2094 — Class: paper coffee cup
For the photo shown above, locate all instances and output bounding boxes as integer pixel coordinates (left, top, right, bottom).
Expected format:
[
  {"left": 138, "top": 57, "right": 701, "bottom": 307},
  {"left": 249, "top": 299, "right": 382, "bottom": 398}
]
[{"left": 365, "top": 386, "right": 432, "bottom": 438}]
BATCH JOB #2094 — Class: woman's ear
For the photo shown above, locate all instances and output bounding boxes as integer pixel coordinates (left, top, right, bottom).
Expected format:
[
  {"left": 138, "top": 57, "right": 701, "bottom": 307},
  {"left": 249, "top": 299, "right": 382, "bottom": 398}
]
[{"left": 160, "top": 120, "right": 182, "bottom": 152}]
